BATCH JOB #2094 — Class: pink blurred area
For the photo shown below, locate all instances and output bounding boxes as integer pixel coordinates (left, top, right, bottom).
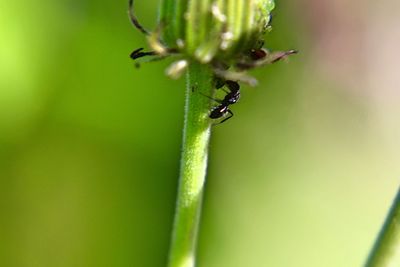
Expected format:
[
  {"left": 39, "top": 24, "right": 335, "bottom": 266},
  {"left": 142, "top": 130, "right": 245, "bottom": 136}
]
[{"left": 299, "top": 0, "right": 400, "bottom": 156}]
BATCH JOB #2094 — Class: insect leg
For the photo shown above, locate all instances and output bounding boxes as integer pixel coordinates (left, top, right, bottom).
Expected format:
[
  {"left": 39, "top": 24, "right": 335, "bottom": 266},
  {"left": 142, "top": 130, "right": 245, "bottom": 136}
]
[{"left": 218, "top": 109, "right": 234, "bottom": 124}]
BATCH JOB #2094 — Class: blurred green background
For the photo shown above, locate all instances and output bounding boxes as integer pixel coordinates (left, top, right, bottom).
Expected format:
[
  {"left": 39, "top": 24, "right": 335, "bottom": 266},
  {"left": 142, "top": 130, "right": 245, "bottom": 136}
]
[{"left": 1, "top": 0, "right": 399, "bottom": 266}]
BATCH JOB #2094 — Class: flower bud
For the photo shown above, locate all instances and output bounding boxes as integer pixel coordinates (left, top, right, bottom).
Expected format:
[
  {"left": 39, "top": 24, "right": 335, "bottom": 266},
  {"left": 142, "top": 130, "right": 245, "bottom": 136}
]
[
  {"left": 159, "top": 0, "right": 275, "bottom": 63},
  {"left": 130, "top": 0, "right": 296, "bottom": 84}
]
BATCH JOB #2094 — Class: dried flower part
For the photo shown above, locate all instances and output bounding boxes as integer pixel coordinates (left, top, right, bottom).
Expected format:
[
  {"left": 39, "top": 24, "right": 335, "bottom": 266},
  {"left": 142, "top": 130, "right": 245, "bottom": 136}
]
[{"left": 159, "top": 0, "right": 275, "bottom": 63}]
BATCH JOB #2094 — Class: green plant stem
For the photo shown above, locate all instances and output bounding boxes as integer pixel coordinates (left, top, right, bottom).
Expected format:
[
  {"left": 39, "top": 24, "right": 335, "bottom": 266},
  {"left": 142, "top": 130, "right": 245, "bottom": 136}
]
[
  {"left": 365, "top": 188, "right": 400, "bottom": 267},
  {"left": 167, "top": 62, "right": 213, "bottom": 267}
]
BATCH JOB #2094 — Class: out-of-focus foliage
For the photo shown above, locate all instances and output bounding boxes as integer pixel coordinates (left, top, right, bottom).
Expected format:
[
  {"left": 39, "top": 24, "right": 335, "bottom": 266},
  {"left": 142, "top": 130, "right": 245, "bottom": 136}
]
[{"left": 0, "top": 0, "right": 399, "bottom": 267}]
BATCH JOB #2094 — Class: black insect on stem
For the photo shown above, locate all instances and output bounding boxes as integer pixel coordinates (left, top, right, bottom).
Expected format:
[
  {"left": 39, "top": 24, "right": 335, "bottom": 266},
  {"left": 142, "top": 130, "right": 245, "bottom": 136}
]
[{"left": 205, "top": 80, "right": 241, "bottom": 124}]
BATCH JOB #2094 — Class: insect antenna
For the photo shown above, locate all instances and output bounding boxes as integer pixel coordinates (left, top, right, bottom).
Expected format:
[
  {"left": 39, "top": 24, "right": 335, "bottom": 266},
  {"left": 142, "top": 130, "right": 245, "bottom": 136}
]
[{"left": 199, "top": 92, "right": 223, "bottom": 104}]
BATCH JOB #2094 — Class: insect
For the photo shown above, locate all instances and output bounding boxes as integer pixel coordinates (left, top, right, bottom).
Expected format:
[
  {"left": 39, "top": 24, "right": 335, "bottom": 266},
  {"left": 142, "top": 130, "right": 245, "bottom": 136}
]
[{"left": 204, "top": 80, "right": 241, "bottom": 124}]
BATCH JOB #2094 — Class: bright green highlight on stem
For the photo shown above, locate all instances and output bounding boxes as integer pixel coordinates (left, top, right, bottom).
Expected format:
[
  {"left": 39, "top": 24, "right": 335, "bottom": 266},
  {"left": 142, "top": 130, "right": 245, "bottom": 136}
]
[
  {"left": 167, "top": 63, "right": 213, "bottom": 267},
  {"left": 365, "top": 188, "right": 400, "bottom": 267}
]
